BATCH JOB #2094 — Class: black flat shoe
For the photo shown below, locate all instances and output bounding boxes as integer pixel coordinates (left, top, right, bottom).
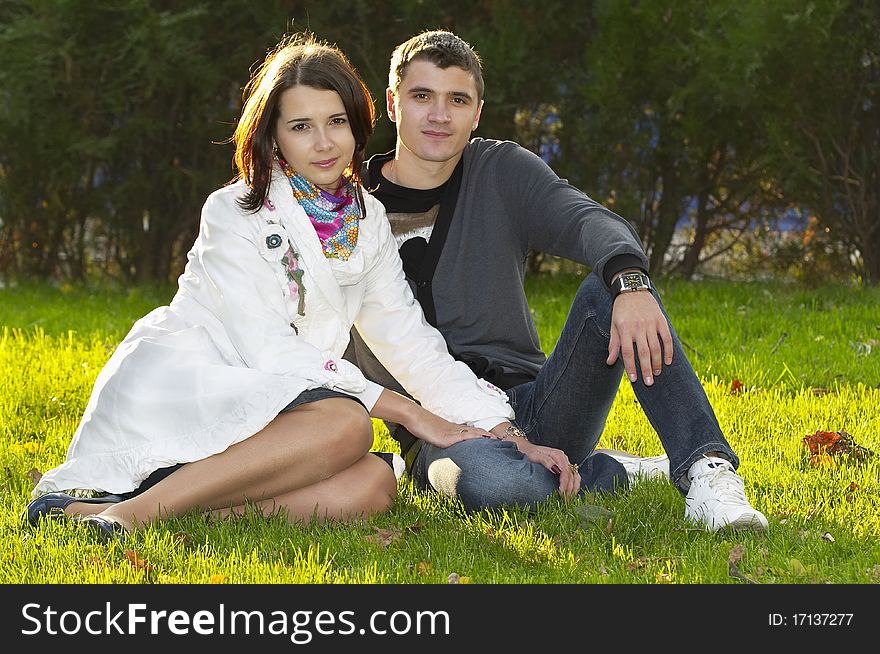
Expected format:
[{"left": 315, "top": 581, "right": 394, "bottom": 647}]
[
  {"left": 77, "top": 515, "right": 129, "bottom": 543},
  {"left": 371, "top": 451, "right": 405, "bottom": 479},
  {"left": 25, "top": 492, "right": 123, "bottom": 527}
]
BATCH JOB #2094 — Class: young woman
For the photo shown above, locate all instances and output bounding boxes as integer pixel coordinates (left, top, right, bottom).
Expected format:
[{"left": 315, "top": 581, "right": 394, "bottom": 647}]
[{"left": 26, "top": 34, "right": 515, "bottom": 540}]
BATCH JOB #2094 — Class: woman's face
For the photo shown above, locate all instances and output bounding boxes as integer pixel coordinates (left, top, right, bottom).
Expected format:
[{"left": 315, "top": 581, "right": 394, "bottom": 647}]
[{"left": 274, "top": 85, "right": 355, "bottom": 193}]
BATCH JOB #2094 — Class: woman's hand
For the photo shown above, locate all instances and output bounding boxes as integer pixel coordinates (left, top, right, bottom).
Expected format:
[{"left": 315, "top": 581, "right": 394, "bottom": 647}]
[
  {"left": 518, "top": 441, "right": 581, "bottom": 499},
  {"left": 403, "top": 406, "right": 492, "bottom": 449},
  {"left": 371, "top": 388, "right": 493, "bottom": 449},
  {"left": 488, "top": 423, "right": 581, "bottom": 499}
]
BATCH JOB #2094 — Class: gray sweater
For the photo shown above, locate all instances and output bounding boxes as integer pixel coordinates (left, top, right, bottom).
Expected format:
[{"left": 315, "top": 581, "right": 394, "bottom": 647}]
[
  {"left": 421, "top": 138, "right": 646, "bottom": 375},
  {"left": 346, "top": 137, "right": 648, "bottom": 406}
]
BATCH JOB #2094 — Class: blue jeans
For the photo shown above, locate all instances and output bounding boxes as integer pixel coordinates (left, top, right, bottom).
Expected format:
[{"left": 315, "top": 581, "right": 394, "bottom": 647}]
[{"left": 410, "top": 272, "right": 738, "bottom": 511}]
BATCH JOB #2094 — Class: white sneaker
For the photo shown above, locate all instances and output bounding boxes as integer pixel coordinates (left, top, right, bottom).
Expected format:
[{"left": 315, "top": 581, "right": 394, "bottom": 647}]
[
  {"left": 685, "top": 456, "right": 768, "bottom": 532},
  {"left": 595, "top": 449, "right": 670, "bottom": 483}
]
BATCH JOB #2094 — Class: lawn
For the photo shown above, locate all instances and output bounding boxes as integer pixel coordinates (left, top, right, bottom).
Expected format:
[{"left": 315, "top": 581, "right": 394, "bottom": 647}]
[{"left": 1, "top": 276, "right": 878, "bottom": 584}]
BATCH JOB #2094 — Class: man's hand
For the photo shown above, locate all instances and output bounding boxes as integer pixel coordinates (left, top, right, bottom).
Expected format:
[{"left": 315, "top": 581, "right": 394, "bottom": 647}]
[{"left": 606, "top": 290, "right": 673, "bottom": 386}]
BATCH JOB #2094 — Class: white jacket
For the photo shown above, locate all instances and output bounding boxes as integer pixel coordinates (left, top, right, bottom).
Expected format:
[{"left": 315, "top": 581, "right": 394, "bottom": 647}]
[{"left": 34, "top": 168, "right": 514, "bottom": 497}]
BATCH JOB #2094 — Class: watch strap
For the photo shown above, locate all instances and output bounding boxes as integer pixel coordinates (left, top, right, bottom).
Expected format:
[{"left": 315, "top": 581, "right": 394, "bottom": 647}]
[{"left": 611, "top": 271, "right": 653, "bottom": 302}]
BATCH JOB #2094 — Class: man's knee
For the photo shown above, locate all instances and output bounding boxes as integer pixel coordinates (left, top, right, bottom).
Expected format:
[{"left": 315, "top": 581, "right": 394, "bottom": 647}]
[
  {"left": 424, "top": 440, "right": 557, "bottom": 511},
  {"left": 571, "top": 272, "right": 613, "bottom": 328}
]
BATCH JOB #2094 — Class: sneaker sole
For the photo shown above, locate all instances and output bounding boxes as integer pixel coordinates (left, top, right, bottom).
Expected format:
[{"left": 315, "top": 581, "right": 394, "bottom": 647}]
[
  {"left": 721, "top": 513, "right": 768, "bottom": 531},
  {"left": 686, "top": 506, "right": 769, "bottom": 532},
  {"left": 595, "top": 449, "right": 670, "bottom": 480}
]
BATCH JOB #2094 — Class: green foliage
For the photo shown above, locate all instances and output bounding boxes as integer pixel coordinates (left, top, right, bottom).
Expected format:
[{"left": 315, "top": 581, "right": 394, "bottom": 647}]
[
  {"left": 2, "top": 279, "right": 879, "bottom": 583},
  {"left": 561, "top": 0, "right": 788, "bottom": 277},
  {"left": 0, "top": 0, "right": 876, "bottom": 288},
  {"left": 730, "top": 0, "right": 880, "bottom": 285},
  {"left": 0, "top": 0, "right": 290, "bottom": 281}
]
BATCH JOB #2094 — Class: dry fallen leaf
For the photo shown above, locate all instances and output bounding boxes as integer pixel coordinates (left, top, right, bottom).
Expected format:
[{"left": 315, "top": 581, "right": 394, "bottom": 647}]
[
  {"left": 728, "top": 544, "right": 757, "bottom": 584},
  {"left": 416, "top": 561, "right": 432, "bottom": 575},
  {"left": 730, "top": 379, "right": 744, "bottom": 395},
  {"left": 124, "top": 550, "right": 152, "bottom": 572},
  {"left": 173, "top": 532, "right": 193, "bottom": 547},
  {"left": 845, "top": 482, "right": 859, "bottom": 504},
  {"left": 728, "top": 543, "right": 746, "bottom": 567},
  {"left": 26, "top": 468, "right": 42, "bottom": 487},
  {"left": 364, "top": 527, "right": 403, "bottom": 547},
  {"left": 210, "top": 574, "right": 228, "bottom": 584},
  {"left": 802, "top": 429, "right": 874, "bottom": 463},
  {"left": 625, "top": 560, "right": 647, "bottom": 571}
]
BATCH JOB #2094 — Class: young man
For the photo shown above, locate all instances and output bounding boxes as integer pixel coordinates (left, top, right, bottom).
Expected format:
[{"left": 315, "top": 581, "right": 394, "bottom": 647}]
[{"left": 345, "top": 30, "right": 768, "bottom": 531}]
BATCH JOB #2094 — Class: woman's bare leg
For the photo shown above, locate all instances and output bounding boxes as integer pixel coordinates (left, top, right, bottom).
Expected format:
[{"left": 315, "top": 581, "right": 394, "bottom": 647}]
[
  {"left": 73, "top": 398, "right": 373, "bottom": 529},
  {"left": 213, "top": 453, "right": 397, "bottom": 524}
]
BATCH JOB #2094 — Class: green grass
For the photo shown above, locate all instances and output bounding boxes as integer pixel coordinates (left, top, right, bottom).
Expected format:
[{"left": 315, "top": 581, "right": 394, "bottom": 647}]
[{"left": 1, "top": 276, "right": 879, "bottom": 584}]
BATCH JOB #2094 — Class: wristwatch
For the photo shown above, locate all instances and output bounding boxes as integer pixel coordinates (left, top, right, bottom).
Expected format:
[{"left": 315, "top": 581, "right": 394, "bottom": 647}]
[{"left": 611, "top": 271, "right": 653, "bottom": 302}]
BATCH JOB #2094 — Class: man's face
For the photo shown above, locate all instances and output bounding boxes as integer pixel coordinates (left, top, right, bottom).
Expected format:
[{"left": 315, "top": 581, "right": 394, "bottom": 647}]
[{"left": 387, "top": 60, "right": 483, "bottom": 166}]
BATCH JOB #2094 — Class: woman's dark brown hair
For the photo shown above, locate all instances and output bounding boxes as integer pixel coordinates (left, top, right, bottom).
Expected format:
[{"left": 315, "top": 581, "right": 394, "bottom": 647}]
[{"left": 233, "top": 33, "right": 376, "bottom": 213}]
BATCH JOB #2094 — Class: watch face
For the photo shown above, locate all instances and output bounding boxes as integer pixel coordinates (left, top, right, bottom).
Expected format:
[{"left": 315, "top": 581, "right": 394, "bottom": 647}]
[{"left": 622, "top": 273, "right": 645, "bottom": 290}]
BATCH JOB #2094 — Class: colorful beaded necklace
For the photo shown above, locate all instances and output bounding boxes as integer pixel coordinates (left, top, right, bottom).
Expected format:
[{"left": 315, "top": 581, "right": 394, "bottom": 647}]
[{"left": 277, "top": 156, "right": 360, "bottom": 261}]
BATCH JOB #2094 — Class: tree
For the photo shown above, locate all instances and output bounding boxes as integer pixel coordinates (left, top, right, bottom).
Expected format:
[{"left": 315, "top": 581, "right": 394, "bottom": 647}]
[
  {"left": 0, "top": 0, "right": 289, "bottom": 283},
  {"left": 556, "top": 0, "right": 787, "bottom": 278},
  {"left": 737, "top": 0, "right": 880, "bottom": 285}
]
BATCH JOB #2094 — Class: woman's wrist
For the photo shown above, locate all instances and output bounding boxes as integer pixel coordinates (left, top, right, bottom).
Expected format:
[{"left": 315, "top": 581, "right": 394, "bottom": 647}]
[
  {"left": 399, "top": 401, "right": 426, "bottom": 431},
  {"left": 504, "top": 424, "right": 530, "bottom": 442},
  {"left": 492, "top": 422, "right": 530, "bottom": 444},
  {"left": 370, "top": 388, "right": 421, "bottom": 426}
]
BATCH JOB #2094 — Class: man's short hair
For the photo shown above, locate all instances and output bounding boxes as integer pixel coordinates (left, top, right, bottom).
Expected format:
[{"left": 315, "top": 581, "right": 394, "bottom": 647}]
[{"left": 388, "top": 30, "right": 484, "bottom": 99}]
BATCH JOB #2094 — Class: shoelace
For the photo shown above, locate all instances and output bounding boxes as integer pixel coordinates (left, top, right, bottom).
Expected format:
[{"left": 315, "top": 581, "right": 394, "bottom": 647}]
[{"left": 695, "top": 461, "right": 748, "bottom": 503}]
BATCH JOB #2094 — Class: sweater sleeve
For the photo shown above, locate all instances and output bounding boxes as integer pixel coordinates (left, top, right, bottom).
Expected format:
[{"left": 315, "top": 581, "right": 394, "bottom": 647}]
[
  {"left": 494, "top": 143, "right": 650, "bottom": 288},
  {"left": 353, "top": 200, "right": 514, "bottom": 429}
]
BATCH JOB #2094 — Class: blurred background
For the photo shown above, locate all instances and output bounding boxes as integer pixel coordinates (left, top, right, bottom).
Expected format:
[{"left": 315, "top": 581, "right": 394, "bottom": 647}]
[{"left": 1, "top": 0, "right": 877, "bottom": 287}]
